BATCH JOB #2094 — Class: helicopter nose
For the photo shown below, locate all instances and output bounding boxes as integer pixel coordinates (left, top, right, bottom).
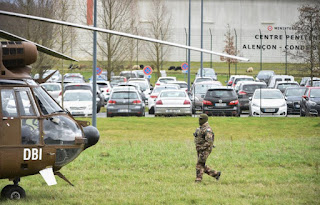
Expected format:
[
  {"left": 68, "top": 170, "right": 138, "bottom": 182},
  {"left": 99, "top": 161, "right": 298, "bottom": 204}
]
[{"left": 83, "top": 126, "right": 100, "bottom": 149}]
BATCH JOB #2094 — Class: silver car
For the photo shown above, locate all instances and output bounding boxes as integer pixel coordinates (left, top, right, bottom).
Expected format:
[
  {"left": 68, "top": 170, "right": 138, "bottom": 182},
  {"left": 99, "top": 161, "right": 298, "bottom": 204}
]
[{"left": 154, "top": 89, "right": 192, "bottom": 116}]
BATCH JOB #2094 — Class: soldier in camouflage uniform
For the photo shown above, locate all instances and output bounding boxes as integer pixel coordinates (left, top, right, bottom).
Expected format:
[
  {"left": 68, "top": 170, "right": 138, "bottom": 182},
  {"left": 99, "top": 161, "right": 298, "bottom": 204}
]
[{"left": 193, "top": 114, "right": 221, "bottom": 182}]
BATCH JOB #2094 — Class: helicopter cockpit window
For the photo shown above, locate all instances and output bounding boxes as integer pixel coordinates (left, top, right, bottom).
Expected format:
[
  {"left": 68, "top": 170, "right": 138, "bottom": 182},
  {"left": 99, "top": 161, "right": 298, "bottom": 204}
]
[
  {"left": 1, "top": 89, "right": 18, "bottom": 117},
  {"left": 21, "top": 119, "right": 40, "bottom": 144},
  {"left": 33, "top": 87, "right": 62, "bottom": 115},
  {"left": 16, "top": 90, "right": 36, "bottom": 116},
  {"left": 43, "top": 116, "right": 82, "bottom": 145}
]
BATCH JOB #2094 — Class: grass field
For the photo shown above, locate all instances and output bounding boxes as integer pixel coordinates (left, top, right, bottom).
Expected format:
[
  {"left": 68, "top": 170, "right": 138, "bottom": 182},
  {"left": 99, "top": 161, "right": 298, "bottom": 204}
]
[{"left": 1, "top": 117, "right": 320, "bottom": 204}]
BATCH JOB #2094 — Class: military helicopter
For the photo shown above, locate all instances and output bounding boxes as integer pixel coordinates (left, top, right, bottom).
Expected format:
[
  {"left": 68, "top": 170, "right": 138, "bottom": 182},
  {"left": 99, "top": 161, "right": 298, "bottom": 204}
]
[
  {"left": 0, "top": 9, "right": 248, "bottom": 200},
  {"left": 0, "top": 40, "right": 100, "bottom": 200}
]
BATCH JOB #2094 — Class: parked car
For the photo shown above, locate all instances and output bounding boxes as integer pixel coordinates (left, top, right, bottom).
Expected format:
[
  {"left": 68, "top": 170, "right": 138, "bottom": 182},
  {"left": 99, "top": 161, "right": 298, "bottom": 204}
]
[
  {"left": 120, "top": 71, "right": 138, "bottom": 80},
  {"left": 300, "top": 87, "right": 320, "bottom": 116},
  {"left": 65, "top": 73, "right": 85, "bottom": 82},
  {"left": 305, "top": 77, "right": 320, "bottom": 87},
  {"left": 232, "top": 75, "right": 255, "bottom": 88},
  {"left": 148, "top": 84, "right": 180, "bottom": 114},
  {"left": 275, "top": 81, "right": 299, "bottom": 93},
  {"left": 41, "top": 83, "right": 62, "bottom": 103},
  {"left": 116, "top": 82, "right": 147, "bottom": 102},
  {"left": 268, "top": 75, "right": 294, "bottom": 88},
  {"left": 202, "top": 87, "right": 240, "bottom": 116},
  {"left": 129, "top": 80, "right": 152, "bottom": 98},
  {"left": 106, "top": 87, "right": 145, "bottom": 117},
  {"left": 96, "top": 81, "right": 112, "bottom": 104},
  {"left": 34, "top": 70, "right": 62, "bottom": 83},
  {"left": 300, "top": 77, "right": 311, "bottom": 86},
  {"left": 249, "top": 89, "right": 287, "bottom": 117},
  {"left": 190, "top": 81, "right": 222, "bottom": 114},
  {"left": 226, "top": 75, "right": 237, "bottom": 86},
  {"left": 256, "top": 70, "right": 275, "bottom": 84},
  {"left": 63, "top": 90, "right": 93, "bottom": 116},
  {"left": 284, "top": 87, "right": 307, "bottom": 115},
  {"left": 133, "top": 70, "right": 145, "bottom": 78},
  {"left": 110, "top": 76, "right": 127, "bottom": 87},
  {"left": 155, "top": 77, "right": 176, "bottom": 86},
  {"left": 236, "top": 81, "right": 267, "bottom": 113},
  {"left": 170, "top": 81, "right": 188, "bottom": 92},
  {"left": 193, "top": 77, "right": 213, "bottom": 84},
  {"left": 63, "top": 83, "right": 103, "bottom": 113},
  {"left": 195, "top": 68, "right": 217, "bottom": 80},
  {"left": 154, "top": 90, "right": 192, "bottom": 116}
]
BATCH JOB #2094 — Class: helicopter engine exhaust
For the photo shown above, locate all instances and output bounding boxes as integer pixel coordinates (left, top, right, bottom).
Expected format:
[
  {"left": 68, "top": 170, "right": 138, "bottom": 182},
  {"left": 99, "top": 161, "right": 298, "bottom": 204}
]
[{"left": 83, "top": 126, "right": 100, "bottom": 149}]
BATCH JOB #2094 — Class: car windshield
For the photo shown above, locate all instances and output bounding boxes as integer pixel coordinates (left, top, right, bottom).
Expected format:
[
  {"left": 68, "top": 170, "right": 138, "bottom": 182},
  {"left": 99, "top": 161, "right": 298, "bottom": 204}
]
[
  {"left": 175, "top": 83, "right": 187, "bottom": 88},
  {"left": 97, "top": 83, "right": 109, "bottom": 89},
  {"left": 131, "top": 81, "right": 147, "bottom": 91},
  {"left": 195, "top": 84, "right": 215, "bottom": 94},
  {"left": 65, "top": 85, "right": 91, "bottom": 91},
  {"left": 235, "top": 78, "right": 254, "bottom": 84},
  {"left": 195, "top": 78, "right": 212, "bottom": 83},
  {"left": 153, "top": 86, "right": 178, "bottom": 93},
  {"left": 206, "top": 90, "right": 236, "bottom": 98},
  {"left": 257, "top": 71, "right": 273, "bottom": 78},
  {"left": 277, "top": 83, "right": 299, "bottom": 90},
  {"left": 242, "top": 84, "right": 267, "bottom": 92},
  {"left": 64, "top": 92, "right": 92, "bottom": 101},
  {"left": 111, "top": 92, "right": 138, "bottom": 99},
  {"left": 159, "top": 78, "right": 175, "bottom": 83},
  {"left": 310, "top": 89, "right": 320, "bottom": 98},
  {"left": 312, "top": 81, "right": 320, "bottom": 87},
  {"left": 42, "top": 84, "right": 60, "bottom": 91},
  {"left": 160, "top": 91, "right": 186, "bottom": 98},
  {"left": 285, "top": 88, "right": 306, "bottom": 97},
  {"left": 254, "top": 90, "right": 283, "bottom": 99}
]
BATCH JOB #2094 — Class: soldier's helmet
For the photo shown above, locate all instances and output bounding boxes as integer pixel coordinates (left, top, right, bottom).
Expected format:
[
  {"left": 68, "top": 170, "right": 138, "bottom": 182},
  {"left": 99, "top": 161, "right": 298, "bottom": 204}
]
[{"left": 199, "top": 114, "right": 208, "bottom": 126}]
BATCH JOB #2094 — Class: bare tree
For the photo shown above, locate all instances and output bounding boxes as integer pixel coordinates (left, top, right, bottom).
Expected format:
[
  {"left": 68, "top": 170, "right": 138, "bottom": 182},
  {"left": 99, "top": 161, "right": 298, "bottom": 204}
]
[
  {"left": 0, "top": 0, "right": 68, "bottom": 78},
  {"left": 220, "top": 24, "right": 239, "bottom": 79},
  {"left": 145, "top": 0, "right": 171, "bottom": 78},
  {"left": 90, "top": 0, "right": 138, "bottom": 80},
  {"left": 292, "top": 3, "right": 320, "bottom": 85}
]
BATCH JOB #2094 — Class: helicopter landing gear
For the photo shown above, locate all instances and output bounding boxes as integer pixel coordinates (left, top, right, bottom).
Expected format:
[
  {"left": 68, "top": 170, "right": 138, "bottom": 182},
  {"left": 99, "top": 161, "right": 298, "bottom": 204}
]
[{"left": 1, "top": 178, "right": 26, "bottom": 200}]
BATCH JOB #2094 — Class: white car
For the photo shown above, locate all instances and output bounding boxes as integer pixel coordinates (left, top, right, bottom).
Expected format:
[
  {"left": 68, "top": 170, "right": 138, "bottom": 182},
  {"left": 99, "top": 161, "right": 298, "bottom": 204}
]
[
  {"left": 41, "top": 83, "right": 62, "bottom": 103},
  {"left": 232, "top": 75, "right": 255, "bottom": 88},
  {"left": 170, "top": 81, "right": 188, "bottom": 92},
  {"left": 148, "top": 84, "right": 179, "bottom": 114},
  {"left": 34, "top": 70, "right": 62, "bottom": 83},
  {"left": 96, "top": 81, "right": 112, "bottom": 103},
  {"left": 249, "top": 89, "right": 287, "bottom": 117},
  {"left": 154, "top": 89, "right": 192, "bottom": 116},
  {"left": 63, "top": 90, "right": 93, "bottom": 116},
  {"left": 155, "top": 77, "right": 176, "bottom": 86}
]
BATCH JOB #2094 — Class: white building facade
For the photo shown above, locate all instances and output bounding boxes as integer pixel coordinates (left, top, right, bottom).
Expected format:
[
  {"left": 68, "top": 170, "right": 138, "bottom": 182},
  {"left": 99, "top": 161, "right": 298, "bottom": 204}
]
[{"left": 70, "top": 0, "right": 314, "bottom": 63}]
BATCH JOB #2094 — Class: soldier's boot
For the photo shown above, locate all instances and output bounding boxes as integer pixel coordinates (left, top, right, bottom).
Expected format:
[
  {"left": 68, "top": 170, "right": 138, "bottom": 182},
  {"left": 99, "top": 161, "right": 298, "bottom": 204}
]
[
  {"left": 204, "top": 166, "right": 221, "bottom": 180},
  {"left": 215, "top": 172, "right": 221, "bottom": 181},
  {"left": 195, "top": 167, "right": 203, "bottom": 183}
]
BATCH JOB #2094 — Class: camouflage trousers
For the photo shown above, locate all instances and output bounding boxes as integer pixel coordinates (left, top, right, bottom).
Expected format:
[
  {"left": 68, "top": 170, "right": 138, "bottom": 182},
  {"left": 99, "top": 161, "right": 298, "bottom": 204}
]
[{"left": 196, "top": 148, "right": 218, "bottom": 181}]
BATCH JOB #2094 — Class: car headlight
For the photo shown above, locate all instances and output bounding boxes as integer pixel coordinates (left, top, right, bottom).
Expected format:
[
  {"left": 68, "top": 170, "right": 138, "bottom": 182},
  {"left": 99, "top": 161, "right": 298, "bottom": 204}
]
[{"left": 309, "top": 100, "right": 317, "bottom": 106}]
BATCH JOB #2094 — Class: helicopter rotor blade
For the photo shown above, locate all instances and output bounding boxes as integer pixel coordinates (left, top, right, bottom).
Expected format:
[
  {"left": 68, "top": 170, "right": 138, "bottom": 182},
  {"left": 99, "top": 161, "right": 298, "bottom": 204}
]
[
  {"left": 0, "top": 10, "right": 249, "bottom": 62},
  {"left": 0, "top": 29, "right": 78, "bottom": 62}
]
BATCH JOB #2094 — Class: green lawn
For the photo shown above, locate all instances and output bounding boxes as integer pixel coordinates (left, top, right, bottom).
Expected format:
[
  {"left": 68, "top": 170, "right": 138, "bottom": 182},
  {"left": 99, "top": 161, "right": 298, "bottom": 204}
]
[{"left": 1, "top": 117, "right": 319, "bottom": 204}]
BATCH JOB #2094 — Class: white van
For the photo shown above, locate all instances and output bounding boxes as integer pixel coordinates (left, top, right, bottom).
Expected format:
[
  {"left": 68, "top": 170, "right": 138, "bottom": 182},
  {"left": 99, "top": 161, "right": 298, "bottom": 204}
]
[{"left": 268, "top": 75, "right": 294, "bottom": 88}]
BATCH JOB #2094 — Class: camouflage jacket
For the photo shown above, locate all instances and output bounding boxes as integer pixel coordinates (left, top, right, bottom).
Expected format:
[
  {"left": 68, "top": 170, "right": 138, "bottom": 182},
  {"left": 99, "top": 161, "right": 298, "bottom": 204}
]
[{"left": 194, "top": 122, "right": 214, "bottom": 150}]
